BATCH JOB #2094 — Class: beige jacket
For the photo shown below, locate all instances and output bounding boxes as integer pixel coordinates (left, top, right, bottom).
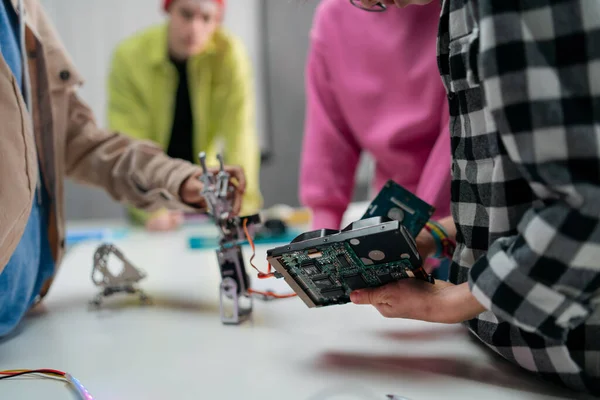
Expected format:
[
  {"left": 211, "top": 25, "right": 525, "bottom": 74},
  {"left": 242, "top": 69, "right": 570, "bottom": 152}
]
[{"left": 0, "top": 0, "right": 201, "bottom": 299}]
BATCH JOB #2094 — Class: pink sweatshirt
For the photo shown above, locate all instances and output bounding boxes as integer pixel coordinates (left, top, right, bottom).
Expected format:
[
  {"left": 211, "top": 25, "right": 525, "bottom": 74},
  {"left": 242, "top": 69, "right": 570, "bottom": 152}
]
[{"left": 300, "top": 0, "right": 451, "bottom": 230}]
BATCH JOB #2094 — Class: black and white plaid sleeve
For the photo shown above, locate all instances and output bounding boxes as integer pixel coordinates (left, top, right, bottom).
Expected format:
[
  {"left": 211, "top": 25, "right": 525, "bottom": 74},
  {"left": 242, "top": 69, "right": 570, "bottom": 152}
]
[{"left": 468, "top": 0, "right": 600, "bottom": 341}]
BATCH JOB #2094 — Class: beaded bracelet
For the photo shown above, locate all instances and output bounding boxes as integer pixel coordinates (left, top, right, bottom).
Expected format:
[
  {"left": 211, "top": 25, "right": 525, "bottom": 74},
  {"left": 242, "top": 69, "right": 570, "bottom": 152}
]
[{"left": 424, "top": 220, "right": 456, "bottom": 259}]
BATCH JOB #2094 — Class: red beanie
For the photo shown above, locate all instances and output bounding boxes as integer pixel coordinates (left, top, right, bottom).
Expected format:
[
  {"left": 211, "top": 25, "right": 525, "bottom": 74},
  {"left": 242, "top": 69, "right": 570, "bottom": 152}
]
[{"left": 163, "top": 0, "right": 225, "bottom": 11}]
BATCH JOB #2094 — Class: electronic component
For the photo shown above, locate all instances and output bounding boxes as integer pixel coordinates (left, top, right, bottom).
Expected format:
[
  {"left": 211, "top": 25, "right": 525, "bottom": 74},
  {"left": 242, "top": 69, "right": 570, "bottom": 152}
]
[
  {"left": 362, "top": 179, "right": 435, "bottom": 237},
  {"left": 198, "top": 152, "right": 261, "bottom": 324},
  {"left": 89, "top": 243, "right": 150, "bottom": 307},
  {"left": 65, "top": 373, "right": 95, "bottom": 400},
  {"left": 300, "top": 260, "right": 321, "bottom": 276},
  {"left": 217, "top": 244, "right": 253, "bottom": 324},
  {"left": 0, "top": 369, "right": 95, "bottom": 400},
  {"left": 218, "top": 244, "right": 250, "bottom": 294},
  {"left": 343, "top": 273, "right": 368, "bottom": 290},
  {"left": 266, "top": 216, "right": 433, "bottom": 308}
]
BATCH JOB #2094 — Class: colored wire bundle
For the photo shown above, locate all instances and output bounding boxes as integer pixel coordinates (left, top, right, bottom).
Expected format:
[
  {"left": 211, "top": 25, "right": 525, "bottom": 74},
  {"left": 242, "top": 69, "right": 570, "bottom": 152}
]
[
  {"left": 242, "top": 218, "right": 296, "bottom": 299},
  {"left": 0, "top": 369, "right": 95, "bottom": 399},
  {"left": 424, "top": 220, "right": 456, "bottom": 260}
]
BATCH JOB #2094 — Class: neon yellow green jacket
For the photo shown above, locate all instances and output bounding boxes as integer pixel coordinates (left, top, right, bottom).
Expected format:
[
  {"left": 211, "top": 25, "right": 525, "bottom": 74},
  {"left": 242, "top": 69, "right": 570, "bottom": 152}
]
[{"left": 107, "top": 24, "right": 263, "bottom": 224}]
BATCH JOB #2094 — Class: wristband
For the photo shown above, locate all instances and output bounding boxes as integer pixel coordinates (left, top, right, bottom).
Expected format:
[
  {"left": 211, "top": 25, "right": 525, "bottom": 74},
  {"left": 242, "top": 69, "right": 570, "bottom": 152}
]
[{"left": 424, "top": 220, "right": 456, "bottom": 260}]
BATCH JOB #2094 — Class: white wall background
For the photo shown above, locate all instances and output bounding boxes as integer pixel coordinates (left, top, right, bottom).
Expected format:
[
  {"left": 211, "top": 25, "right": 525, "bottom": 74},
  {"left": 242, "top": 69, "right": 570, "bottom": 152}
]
[
  {"left": 39, "top": 0, "right": 267, "bottom": 146},
  {"left": 37, "top": 0, "right": 373, "bottom": 220},
  {"left": 38, "top": 0, "right": 270, "bottom": 220}
]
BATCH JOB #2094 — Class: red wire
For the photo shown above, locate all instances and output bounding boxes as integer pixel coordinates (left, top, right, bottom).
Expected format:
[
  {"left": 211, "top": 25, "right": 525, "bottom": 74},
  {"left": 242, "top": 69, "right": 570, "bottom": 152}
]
[
  {"left": 248, "top": 288, "right": 297, "bottom": 299},
  {"left": 0, "top": 369, "right": 66, "bottom": 377}
]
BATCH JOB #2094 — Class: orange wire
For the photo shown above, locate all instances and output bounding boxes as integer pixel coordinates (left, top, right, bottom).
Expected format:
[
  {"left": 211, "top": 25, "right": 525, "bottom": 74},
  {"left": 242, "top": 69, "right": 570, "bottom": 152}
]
[
  {"left": 242, "top": 219, "right": 296, "bottom": 299},
  {"left": 242, "top": 218, "right": 274, "bottom": 279},
  {"left": 0, "top": 369, "right": 65, "bottom": 376},
  {"left": 248, "top": 288, "right": 297, "bottom": 299},
  {"left": 0, "top": 369, "right": 67, "bottom": 381}
]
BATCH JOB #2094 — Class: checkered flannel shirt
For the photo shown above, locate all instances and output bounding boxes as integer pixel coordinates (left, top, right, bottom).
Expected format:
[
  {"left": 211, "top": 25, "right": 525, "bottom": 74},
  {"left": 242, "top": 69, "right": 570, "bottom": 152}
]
[{"left": 437, "top": 0, "right": 600, "bottom": 394}]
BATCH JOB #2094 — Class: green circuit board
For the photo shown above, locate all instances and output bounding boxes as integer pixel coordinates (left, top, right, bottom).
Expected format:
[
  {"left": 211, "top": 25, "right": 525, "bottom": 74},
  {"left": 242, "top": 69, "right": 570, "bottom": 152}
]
[
  {"left": 267, "top": 181, "right": 436, "bottom": 308},
  {"left": 362, "top": 179, "right": 435, "bottom": 237},
  {"left": 272, "top": 234, "right": 431, "bottom": 308}
]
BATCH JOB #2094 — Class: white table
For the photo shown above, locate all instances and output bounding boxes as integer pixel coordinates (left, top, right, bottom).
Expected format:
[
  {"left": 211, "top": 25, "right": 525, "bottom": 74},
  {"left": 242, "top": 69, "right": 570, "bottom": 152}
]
[{"left": 0, "top": 220, "right": 593, "bottom": 400}]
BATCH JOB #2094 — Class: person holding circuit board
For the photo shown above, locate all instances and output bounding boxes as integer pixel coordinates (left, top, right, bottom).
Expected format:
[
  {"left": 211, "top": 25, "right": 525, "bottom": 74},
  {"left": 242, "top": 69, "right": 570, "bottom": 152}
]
[
  {"left": 299, "top": 0, "right": 451, "bottom": 279},
  {"left": 277, "top": 0, "right": 600, "bottom": 396}
]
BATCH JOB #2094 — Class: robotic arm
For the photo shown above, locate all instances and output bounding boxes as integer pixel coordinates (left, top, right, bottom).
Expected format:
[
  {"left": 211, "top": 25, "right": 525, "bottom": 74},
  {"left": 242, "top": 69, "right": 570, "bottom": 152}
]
[
  {"left": 198, "top": 152, "right": 261, "bottom": 324},
  {"left": 88, "top": 152, "right": 261, "bottom": 323}
]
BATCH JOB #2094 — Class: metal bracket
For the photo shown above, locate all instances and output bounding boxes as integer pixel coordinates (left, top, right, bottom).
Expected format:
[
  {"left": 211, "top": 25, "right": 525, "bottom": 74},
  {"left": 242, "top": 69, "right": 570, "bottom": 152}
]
[
  {"left": 198, "top": 151, "right": 261, "bottom": 325},
  {"left": 89, "top": 243, "right": 150, "bottom": 307},
  {"left": 219, "top": 277, "right": 253, "bottom": 325},
  {"left": 216, "top": 245, "right": 253, "bottom": 325}
]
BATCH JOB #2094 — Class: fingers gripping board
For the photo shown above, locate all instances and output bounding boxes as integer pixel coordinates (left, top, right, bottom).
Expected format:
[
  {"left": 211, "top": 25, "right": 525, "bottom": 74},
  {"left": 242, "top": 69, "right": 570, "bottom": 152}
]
[{"left": 266, "top": 181, "right": 436, "bottom": 308}]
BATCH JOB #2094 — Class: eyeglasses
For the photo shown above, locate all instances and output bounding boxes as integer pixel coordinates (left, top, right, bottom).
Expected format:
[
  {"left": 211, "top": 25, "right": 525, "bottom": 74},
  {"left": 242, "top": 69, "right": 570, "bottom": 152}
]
[{"left": 349, "top": 0, "right": 387, "bottom": 12}]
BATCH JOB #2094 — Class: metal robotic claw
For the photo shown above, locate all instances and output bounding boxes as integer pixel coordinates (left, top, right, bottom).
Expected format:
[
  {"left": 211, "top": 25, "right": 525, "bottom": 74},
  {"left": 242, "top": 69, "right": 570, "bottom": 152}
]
[{"left": 197, "top": 151, "right": 261, "bottom": 325}]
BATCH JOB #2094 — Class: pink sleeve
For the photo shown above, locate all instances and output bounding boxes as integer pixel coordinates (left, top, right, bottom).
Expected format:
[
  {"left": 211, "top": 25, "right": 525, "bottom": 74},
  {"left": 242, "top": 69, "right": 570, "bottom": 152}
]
[
  {"left": 415, "top": 103, "right": 452, "bottom": 220},
  {"left": 299, "top": 30, "right": 361, "bottom": 230}
]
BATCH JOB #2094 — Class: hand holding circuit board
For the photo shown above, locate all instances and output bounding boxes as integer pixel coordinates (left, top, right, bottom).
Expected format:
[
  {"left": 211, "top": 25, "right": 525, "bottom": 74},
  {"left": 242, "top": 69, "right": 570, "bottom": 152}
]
[{"left": 266, "top": 180, "right": 438, "bottom": 308}]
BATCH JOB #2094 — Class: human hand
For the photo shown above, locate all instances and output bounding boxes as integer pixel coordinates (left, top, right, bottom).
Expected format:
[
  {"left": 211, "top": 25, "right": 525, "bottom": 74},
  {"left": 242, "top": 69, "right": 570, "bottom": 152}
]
[
  {"left": 415, "top": 227, "right": 438, "bottom": 273},
  {"left": 179, "top": 165, "right": 247, "bottom": 215},
  {"left": 146, "top": 210, "right": 184, "bottom": 232},
  {"left": 417, "top": 216, "right": 457, "bottom": 261},
  {"left": 349, "top": 280, "right": 486, "bottom": 324}
]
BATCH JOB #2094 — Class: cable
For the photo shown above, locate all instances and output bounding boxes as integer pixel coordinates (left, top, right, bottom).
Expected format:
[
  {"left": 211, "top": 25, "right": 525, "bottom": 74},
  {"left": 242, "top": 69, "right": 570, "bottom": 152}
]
[
  {"left": 242, "top": 218, "right": 274, "bottom": 279},
  {"left": 65, "top": 373, "right": 95, "bottom": 400},
  {"left": 0, "top": 369, "right": 66, "bottom": 380},
  {"left": 0, "top": 369, "right": 95, "bottom": 399},
  {"left": 248, "top": 288, "right": 297, "bottom": 299},
  {"left": 242, "top": 219, "right": 297, "bottom": 300},
  {"left": 0, "top": 372, "right": 66, "bottom": 383}
]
